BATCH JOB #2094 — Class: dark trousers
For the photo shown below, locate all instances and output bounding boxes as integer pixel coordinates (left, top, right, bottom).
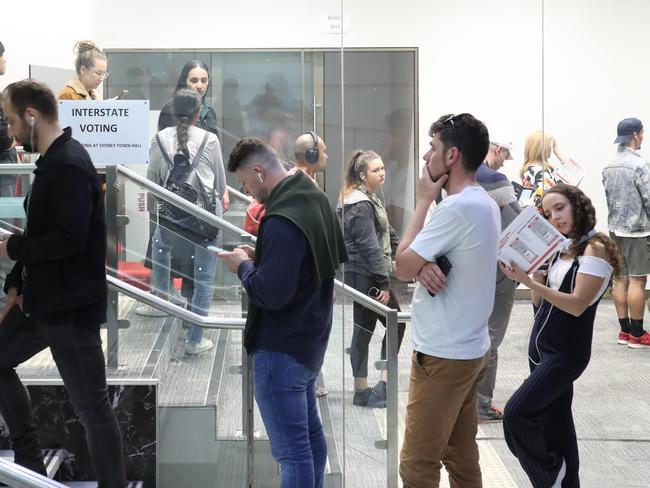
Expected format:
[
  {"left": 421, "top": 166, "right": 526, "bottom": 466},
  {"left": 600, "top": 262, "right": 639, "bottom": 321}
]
[
  {"left": 503, "top": 355, "right": 585, "bottom": 488},
  {"left": 345, "top": 273, "right": 406, "bottom": 378},
  {"left": 0, "top": 306, "right": 125, "bottom": 488}
]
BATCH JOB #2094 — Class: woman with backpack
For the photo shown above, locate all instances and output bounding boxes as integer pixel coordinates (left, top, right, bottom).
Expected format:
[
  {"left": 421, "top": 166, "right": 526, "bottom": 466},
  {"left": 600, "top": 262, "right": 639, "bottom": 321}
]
[{"left": 146, "top": 89, "right": 228, "bottom": 355}]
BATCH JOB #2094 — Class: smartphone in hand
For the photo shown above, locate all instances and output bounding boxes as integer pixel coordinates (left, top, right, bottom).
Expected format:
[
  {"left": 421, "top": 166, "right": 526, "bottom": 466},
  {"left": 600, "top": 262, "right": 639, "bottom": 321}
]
[
  {"left": 207, "top": 245, "right": 227, "bottom": 254},
  {"left": 428, "top": 255, "right": 452, "bottom": 297},
  {"left": 114, "top": 90, "right": 129, "bottom": 100}
]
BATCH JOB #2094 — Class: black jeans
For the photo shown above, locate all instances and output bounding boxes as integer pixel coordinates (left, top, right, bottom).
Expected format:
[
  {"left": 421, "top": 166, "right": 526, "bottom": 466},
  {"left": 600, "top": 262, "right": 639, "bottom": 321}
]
[
  {"left": 0, "top": 305, "right": 125, "bottom": 488},
  {"left": 345, "top": 273, "right": 406, "bottom": 378}
]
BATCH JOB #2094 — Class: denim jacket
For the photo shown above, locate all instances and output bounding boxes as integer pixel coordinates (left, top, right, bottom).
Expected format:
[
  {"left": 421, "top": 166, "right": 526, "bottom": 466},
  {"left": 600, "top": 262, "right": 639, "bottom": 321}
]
[{"left": 602, "top": 146, "right": 650, "bottom": 236}]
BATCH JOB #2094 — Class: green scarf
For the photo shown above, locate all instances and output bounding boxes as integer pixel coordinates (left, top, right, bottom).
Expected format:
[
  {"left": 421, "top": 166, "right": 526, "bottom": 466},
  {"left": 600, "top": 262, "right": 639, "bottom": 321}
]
[
  {"left": 256, "top": 171, "right": 347, "bottom": 279},
  {"left": 244, "top": 171, "right": 348, "bottom": 351}
]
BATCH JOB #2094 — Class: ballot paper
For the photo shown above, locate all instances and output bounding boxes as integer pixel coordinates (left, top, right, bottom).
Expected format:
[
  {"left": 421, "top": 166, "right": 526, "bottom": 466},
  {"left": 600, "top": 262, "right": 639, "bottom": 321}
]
[
  {"left": 554, "top": 158, "right": 585, "bottom": 186},
  {"left": 497, "top": 206, "right": 569, "bottom": 273}
]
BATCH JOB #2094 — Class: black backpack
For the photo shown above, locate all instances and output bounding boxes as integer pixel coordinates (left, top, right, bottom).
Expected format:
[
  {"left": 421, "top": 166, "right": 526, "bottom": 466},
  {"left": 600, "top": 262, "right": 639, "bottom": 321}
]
[{"left": 156, "top": 132, "right": 219, "bottom": 241}]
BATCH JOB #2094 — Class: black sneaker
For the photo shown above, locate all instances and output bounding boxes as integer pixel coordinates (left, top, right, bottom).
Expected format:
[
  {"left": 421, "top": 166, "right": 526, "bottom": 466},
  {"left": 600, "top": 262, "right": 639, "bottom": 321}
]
[
  {"left": 367, "top": 381, "right": 387, "bottom": 409},
  {"left": 352, "top": 387, "right": 372, "bottom": 406}
]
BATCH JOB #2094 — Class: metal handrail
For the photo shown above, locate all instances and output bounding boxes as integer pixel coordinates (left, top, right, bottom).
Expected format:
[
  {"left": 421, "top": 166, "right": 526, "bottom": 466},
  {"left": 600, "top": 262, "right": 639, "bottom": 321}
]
[
  {"left": 106, "top": 274, "right": 245, "bottom": 330},
  {"left": 0, "top": 163, "right": 250, "bottom": 204},
  {"left": 227, "top": 185, "right": 253, "bottom": 204},
  {"left": 0, "top": 459, "right": 67, "bottom": 488},
  {"left": 115, "top": 165, "right": 255, "bottom": 242},
  {"left": 1, "top": 163, "right": 408, "bottom": 487},
  {"left": 0, "top": 163, "right": 406, "bottom": 320}
]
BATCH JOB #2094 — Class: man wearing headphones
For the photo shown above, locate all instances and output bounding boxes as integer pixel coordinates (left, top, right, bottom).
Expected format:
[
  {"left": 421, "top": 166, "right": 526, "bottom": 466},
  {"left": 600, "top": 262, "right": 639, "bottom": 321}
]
[
  {"left": 293, "top": 131, "right": 328, "bottom": 180},
  {"left": 0, "top": 80, "right": 125, "bottom": 486}
]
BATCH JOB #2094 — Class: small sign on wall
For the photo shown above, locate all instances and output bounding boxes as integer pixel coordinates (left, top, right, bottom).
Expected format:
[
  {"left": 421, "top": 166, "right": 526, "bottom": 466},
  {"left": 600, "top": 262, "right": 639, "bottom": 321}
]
[
  {"left": 320, "top": 12, "right": 349, "bottom": 34},
  {"left": 58, "top": 100, "right": 149, "bottom": 165}
]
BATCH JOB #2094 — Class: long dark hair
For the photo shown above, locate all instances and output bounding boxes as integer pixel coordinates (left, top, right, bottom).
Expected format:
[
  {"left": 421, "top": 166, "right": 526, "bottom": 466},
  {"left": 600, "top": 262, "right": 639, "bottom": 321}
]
[
  {"left": 543, "top": 184, "right": 623, "bottom": 278},
  {"left": 174, "top": 60, "right": 210, "bottom": 101},
  {"left": 172, "top": 89, "right": 202, "bottom": 157}
]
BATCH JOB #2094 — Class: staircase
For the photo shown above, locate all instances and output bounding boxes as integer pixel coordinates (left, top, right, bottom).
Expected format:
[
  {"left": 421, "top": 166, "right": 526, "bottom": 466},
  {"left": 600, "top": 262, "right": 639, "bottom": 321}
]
[{"left": 0, "top": 451, "right": 143, "bottom": 487}]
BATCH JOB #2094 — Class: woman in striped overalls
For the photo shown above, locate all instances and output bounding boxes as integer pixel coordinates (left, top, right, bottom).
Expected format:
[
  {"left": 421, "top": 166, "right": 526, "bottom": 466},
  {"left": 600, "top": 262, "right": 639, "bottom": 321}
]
[{"left": 499, "top": 184, "right": 622, "bottom": 487}]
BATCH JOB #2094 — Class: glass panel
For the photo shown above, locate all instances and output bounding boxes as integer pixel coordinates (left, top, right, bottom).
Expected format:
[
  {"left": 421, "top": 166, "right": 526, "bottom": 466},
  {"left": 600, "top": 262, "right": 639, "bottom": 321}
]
[
  {"left": 323, "top": 50, "right": 416, "bottom": 235},
  {"left": 331, "top": 50, "right": 416, "bottom": 488},
  {"left": 109, "top": 172, "right": 251, "bottom": 485},
  {"left": 105, "top": 51, "right": 212, "bottom": 109}
]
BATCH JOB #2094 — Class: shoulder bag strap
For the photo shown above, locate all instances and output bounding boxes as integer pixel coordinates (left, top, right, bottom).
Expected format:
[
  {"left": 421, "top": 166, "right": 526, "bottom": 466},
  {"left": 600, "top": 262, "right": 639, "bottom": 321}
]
[
  {"left": 156, "top": 133, "right": 174, "bottom": 169},
  {"left": 191, "top": 133, "right": 210, "bottom": 169}
]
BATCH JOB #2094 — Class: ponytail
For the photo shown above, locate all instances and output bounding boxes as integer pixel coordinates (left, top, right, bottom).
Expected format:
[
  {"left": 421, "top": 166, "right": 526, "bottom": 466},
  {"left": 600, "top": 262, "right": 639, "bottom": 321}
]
[{"left": 172, "top": 88, "right": 202, "bottom": 157}]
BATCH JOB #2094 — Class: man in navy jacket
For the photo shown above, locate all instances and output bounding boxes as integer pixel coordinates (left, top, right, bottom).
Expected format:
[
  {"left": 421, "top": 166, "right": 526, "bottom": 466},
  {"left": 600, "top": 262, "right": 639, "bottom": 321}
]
[{"left": 221, "top": 137, "right": 346, "bottom": 488}]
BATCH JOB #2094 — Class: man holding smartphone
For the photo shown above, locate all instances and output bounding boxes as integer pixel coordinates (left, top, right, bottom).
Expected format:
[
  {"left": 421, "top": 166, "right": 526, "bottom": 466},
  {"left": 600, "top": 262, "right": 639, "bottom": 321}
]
[
  {"left": 0, "top": 80, "right": 124, "bottom": 486},
  {"left": 219, "top": 137, "right": 347, "bottom": 487},
  {"left": 395, "top": 113, "right": 500, "bottom": 488}
]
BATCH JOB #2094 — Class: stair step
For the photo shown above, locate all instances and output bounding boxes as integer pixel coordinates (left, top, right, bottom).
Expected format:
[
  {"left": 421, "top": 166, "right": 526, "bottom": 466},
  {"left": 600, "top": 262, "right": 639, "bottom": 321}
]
[
  {"left": 0, "top": 449, "right": 64, "bottom": 479},
  {"left": 64, "top": 482, "right": 142, "bottom": 488}
]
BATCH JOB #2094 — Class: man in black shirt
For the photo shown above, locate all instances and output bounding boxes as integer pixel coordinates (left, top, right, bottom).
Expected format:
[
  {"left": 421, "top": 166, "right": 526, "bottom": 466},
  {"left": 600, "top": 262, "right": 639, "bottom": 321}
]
[{"left": 0, "top": 79, "right": 125, "bottom": 487}]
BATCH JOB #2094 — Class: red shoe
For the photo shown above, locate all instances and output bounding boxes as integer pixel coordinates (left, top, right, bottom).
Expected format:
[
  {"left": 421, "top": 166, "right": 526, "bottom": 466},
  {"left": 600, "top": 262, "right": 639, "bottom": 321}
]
[
  {"left": 627, "top": 331, "right": 650, "bottom": 349},
  {"left": 618, "top": 331, "right": 630, "bottom": 345}
]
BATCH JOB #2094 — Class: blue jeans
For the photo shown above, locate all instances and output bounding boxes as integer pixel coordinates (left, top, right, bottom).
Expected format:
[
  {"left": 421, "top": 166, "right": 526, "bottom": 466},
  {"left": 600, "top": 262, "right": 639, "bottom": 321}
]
[
  {"left": 253, "top": 351, "right": 327, "bottom": 488},
  {"left": 151, "top": 226, "right": 217, "bottom": 344}
]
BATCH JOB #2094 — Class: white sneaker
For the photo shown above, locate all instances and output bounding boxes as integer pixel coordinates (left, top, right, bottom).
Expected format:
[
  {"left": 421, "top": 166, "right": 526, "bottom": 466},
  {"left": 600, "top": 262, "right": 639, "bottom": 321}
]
[
  {"left": 185, "top": 337, "right": 214, "bottom": 355},
  {"left": 169, "top": 288, "right": 186, "bottom": 306},
  {"left": 134, "top": 304, "right": 169, "bottom": 317},
  {"left": 551, "top": 457, "right": 566, "bottom": 488}
]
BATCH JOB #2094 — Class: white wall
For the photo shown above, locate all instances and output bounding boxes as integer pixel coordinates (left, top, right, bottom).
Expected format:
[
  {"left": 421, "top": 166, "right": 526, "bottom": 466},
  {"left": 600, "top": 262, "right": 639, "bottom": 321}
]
[
  {"left": 1, "top": 1, "right": 93, "bottom": 88},
  {"left": 4, "top": 0, "right": 650, "bottom": 228}
]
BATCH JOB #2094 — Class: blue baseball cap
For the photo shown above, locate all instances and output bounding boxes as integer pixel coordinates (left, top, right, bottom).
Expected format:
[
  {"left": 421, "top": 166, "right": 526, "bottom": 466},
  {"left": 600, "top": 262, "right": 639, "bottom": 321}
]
[{"left": 615, "top": 118, "right": 643, "bottom": 144}]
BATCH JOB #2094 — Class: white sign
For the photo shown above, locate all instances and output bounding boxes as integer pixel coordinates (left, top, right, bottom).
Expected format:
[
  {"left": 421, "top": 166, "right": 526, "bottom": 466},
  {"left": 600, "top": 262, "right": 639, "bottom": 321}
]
[
  {"left": 58, "top": 100, "right": 149, "bottom": 165},
  {"left": 497, "top": 206, "right": 569, "bottom": 274},
  {"left": 320, "top": 13, "right": 349, "bottom": 34}
]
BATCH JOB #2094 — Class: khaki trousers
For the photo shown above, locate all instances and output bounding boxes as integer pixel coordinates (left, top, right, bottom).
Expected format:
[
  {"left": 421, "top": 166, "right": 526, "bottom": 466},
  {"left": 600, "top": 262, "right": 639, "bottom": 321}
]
[{"left": 400, "top": 351, "right": 488, "bottom": 488}]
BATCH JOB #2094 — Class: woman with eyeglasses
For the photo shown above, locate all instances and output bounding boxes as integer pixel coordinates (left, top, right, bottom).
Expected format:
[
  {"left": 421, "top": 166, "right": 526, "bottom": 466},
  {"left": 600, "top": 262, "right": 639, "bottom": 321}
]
[
  {"left": 58, "top": 40, "right": 108, "bottom": 101},
  {"left": 338, "top": 150, "right": 406, "bottom": 408},
  {"left": 499, "top": 184, "right": 622, "bottom": 488}
]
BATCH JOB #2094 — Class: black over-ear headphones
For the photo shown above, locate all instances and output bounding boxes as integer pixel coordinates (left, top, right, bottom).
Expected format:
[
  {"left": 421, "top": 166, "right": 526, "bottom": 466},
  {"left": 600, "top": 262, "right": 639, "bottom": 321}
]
[{"left": 304, "top": 131, "right": 320, "bottom": 164}]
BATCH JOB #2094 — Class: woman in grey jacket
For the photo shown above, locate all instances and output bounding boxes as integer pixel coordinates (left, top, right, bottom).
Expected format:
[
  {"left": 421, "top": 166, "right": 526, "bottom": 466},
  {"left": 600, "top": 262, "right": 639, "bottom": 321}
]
[
  {"left": 146, "top": 89, "right": 227, "bottom": 355},
  {"left": 339, "top": 150, "right": 405, "bottom": 408}
]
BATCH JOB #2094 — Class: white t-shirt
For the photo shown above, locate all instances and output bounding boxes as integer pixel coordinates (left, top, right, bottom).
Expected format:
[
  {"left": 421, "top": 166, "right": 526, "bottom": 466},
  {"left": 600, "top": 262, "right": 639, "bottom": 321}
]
[
  {"left": 409, "top": 185, "right": 500, "bottom": 360},
  {"left": 547, "top": 255, "right": 613, "bottom": 305}
]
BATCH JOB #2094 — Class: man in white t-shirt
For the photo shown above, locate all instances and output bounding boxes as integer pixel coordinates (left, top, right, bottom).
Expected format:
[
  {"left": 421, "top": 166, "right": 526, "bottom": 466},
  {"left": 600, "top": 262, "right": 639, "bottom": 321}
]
[{"left": 395, "top": 113, "right": 500, "bottom": 488}]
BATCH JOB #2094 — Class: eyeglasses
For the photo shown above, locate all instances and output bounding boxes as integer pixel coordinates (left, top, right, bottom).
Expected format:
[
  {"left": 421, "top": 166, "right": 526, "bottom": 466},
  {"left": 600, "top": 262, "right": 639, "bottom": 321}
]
[{"left": 94, "top": 70, "right": 109, "bottom": 80}]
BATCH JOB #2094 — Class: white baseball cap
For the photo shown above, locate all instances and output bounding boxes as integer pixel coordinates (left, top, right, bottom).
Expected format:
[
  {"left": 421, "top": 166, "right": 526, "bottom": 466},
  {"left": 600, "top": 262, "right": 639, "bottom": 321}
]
[{"left": 489, "top": 130, "right": 515, "bottom": 159}]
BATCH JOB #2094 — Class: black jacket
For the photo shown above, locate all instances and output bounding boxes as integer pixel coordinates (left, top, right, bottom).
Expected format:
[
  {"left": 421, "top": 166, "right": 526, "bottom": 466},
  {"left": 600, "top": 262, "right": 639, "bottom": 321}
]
[
  {"left": 4, "top": 128, "right": 107, "bottom": 320},
  {"left": 339, "top": 198, "right": 399, "bottom": 290}
]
